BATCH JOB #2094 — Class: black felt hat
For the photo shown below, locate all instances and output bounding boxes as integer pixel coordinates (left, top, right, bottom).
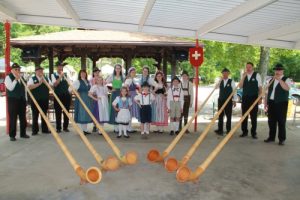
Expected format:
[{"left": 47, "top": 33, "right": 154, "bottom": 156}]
[
  {"left": 273, "top": 63, "right": 284, "bottom": 71},
  {"left": 221, "top": 68, "right": 230, "bottom": 73},
  {"left": 11, "top": 63, "right": 21, "bottom": 69}
]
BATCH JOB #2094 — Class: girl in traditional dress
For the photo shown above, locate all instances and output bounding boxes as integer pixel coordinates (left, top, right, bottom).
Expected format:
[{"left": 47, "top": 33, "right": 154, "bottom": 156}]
[
  {"left": 152, "top": 71, "right": 168, "bottom": 133},
  {"left": 89, "top": 67, "right": 101, "bottom": 132},
  {"left": 88, "top": 76, "right": 109, "bottom": 135},
  {"left": 135, "top": 82, "right": 155, "bottom": 139},
  {"left": 167, "top": 76, "right": 184, "bottom": 135},
  {"left": 112, "top": 87, "right": 132, "bottom": 138},
  {"left": 124, "top": 67, "right": 140, "bottom": 132},
  {"left": 106, "top": 64, "right": 124, "bottom": 132},
  {"left": 70, "top": 69, "right": 93, "bottom": 135},
  {"left": 139, "top": 66, "right": 157, "bottom": 91}
]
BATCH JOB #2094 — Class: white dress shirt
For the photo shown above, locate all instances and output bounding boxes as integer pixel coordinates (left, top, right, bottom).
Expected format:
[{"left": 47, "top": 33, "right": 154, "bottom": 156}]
[
  {"left": 5, "top": 74, "right": 20, "bottom": 91},
  {"left": 134, "top": 93, "right": 155, "bottom": 105},
  {"left": 167, "top": 86, "right": 184, "bottom": 110}
]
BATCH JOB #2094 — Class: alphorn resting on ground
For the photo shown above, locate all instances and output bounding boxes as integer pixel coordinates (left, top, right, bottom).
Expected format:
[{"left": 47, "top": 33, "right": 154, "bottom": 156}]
[
  {"left": 43, "top": 79, "right": 120, "bottom": 174},
  {"left": 147, "top": 80, "right": 220, "bottom": 164},
  {"left": 164, "top": 80, "right": 241, "bottom": 173},
  {"left": 20, "top": 78, "right": 102, "bottom": 185},
  {"left": 176, "top": 78, "right": 275, "bottom": 183},
  {"left": 64, "top": 75, "right": 138, "bottom": 165}
]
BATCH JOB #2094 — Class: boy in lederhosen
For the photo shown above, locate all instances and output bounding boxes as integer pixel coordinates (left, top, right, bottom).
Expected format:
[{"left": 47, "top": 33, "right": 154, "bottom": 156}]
[
  {"left": 179, "top": 71, "right": 194, "bottom": 133},
  {"left": 167, "top": 76, "right": 184, "bottom": 135}
]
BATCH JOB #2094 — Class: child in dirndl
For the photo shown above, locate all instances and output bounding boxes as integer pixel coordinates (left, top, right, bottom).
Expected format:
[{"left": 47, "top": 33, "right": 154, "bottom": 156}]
[
  {"left": 112, "top": 87, "right": 132, "bottom": 138},
  {"left": 134, "top": 82, "right": 155, "bottom": 139},
  {"left": 167, "top": 76, "right": 184, "bottom": 135}
]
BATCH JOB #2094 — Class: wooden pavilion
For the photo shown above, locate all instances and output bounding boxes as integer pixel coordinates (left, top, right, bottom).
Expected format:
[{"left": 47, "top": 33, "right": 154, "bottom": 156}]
[{"left": 10, "top": 29, "right": 195, "bottom": 76}]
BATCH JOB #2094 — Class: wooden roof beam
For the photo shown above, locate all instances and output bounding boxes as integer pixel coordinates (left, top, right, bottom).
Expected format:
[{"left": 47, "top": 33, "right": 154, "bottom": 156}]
[
  {"left": 197, "top": 0, "right": 277, "bottom": 37},
  {"left": 0, "top": 3, "right": 16, "bottom": 21},
  {"left": 138, "top": 0, "right": 156, "bottom": 31},
  {"left": 56, "top": 0, "right": 80, "bottom": 26}
]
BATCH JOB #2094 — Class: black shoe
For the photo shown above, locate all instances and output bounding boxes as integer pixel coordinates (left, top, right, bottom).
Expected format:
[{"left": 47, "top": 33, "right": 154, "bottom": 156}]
[
  {"left": 42, "top": 130, "right": 50, "bottom": 134},
  {"left": 185, "top": 130, "right": 190, "bottom": 134},
  {"left": 252, "top": 135, "right": 258, "bottom": 139},
  {"left": 239, "top": 133, "right": 248, "bottom": 137},
  {"left": 124, "top": 135, "right": 130, "bottom": 138},
  {"left": 215, "top": 130, "right": 224, "bottom": 136},
  {"left": 32, "top": 132, "right": 38, "bottom": 136},
  {"left": 56, "top": 129, "right": 61, "bottom": 133},
  {"left": 20, "top": 135, "right": 30, "bottom": 139},
  {"left": 92, "top": 126, "right": 97, "bottom": 132},
  {"left": 63, "top": 128, "right": 70, "bottom": 132},
  {"left": 83, "top": 131, "right": 91, "bottom": 135},
  {"left": 170, "top": 131, "right": 174, "bottom": 135},
  {"left": 264, "top": 138, "right": 275, "bottom": 143},
  {"left": 153, "top": 130, "right": 159, "bottom": 133},
  {"left": 10, "top": 137, "right": 16, "bottom": 141},
  {"left": 113, "top": 130, "right": 118, "bottom": 134},
  {"left": 128, "top": 130, "right": 137, "bottom": 133},
  {"left": 158, "top": 131, "right": 164, "bottom": 134},
  {"left": 278, "top": 141, "right": 285, "bottom": 146},
  {"left": 175, "top": 131, "right": 180, "bottom": 135},
  {"left": 116, "top": 135, "right": 122, "bottom": 138}
]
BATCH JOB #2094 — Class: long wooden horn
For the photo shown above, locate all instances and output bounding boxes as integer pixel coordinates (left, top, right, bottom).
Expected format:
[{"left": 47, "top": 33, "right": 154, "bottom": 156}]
[
  {"left": 20, "top": 78, "right": 102, "bottom": 184},
  {"left": 176, "top": 79, "right": 275, "bottom": 182},
  {"left": 164, "top": 80, "right": 242, "bottom": 173},
  {"left": 147, "top": 81, "right": 220, "bottom": 163},
  {"left": 43, "top": 79, "right": 119, "bottom": 172},
  {"left": 64, "top": 75, "right": 138, "bottom": 165}
]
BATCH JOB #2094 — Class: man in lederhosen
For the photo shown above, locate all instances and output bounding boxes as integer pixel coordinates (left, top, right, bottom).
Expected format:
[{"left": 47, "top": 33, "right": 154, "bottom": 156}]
[
  {"left": 214, "top": 68, "right": 237, "bottom": 136},
  {"left": 179, "top": 71, "right": 194, "bottom": 133},
  {"left": 239, "top": 62, "right": 262, "bottom": 139},
  {"left": 5, "top": 63, "right": 30, "bottom": 141},
  {"left": 51, "top": 62, "right": 71, "bottom": 133},
  {"left": 27, "top": 66, "right": 50, "bottom": 135},
  {"left": 264, "top": 64, "right": 292, "bottom": 145}
]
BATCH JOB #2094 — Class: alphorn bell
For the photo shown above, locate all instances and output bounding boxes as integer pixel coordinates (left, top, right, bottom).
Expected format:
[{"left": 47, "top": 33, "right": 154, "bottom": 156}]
[
  {"left": 64, "top": 75, "right": 138, "bottom": 165},
  {"left": 164, "top": 80, "right": 242, "bottom": 172},
  {"left": 43, "top": 79, "right": 120, "bottom": 173},
  {"left": 147, "top": 81, "right": 220, "bottom": 163},
  {"left": 20, "top": 78, "right": 101, "bottom": 184},
  {"left": 176, "top": 79, "right": 275, "bottom": 182}
]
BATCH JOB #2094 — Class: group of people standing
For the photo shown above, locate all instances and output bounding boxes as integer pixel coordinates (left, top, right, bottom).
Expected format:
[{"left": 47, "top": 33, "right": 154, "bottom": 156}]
[{"left": 5, "top": 61, "right": 291, "bottom": 145}]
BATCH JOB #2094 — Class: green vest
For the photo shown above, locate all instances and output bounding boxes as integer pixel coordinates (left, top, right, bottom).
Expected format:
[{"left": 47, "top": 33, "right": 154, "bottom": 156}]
[
  {"left": 31, "top": 75, "right": 49, "bottom": 100},
  {"left": 52, "top": 73, "right": 69, "bottom": 95},
  {"left": 267, "top": 77, "right": 289, "bottom": 103},
  {"left": 243, "top": 72, "right": 259, "bottom": 97},
  {"left": 6, "top": 73, "right": 26, "bottom": 100},
  {"left": 219, "top": 79, "right": 233, "bottom": 101}
]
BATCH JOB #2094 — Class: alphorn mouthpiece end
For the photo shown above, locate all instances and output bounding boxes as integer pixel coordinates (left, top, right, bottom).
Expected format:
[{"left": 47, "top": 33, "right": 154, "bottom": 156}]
[
  {"left": 85, "top": 167, "right": 102, "bottom": 184},
  {"left": 164, "top": 157, "right": 179, "bottom": 173}
]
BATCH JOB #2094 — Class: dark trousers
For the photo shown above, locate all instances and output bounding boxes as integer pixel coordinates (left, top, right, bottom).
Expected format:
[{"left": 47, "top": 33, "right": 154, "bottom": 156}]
[
  {"left": 54, "top": 93, "right": 71, "bottom": 130},
  {"left": 8, "top": 97, "right": 27, "bottom": 138},
  {"left": 31, "top": 98, "right": 49, "bottom": 133},
  {"left": 217, "top": 99, "right": 233, "bottom": 132},
  {"left": 241, "top": 95, "right": 258, "bottom": 136},
  {"left": 267, "top": 100, "right": 288, "bottom": 142},
  {"left": 179, "top": 95, "right": 191, "bottom": 129}
]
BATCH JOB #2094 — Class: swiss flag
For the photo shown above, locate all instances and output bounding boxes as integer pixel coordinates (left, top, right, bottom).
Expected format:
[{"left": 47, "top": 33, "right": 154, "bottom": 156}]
[{"left": 189, "top": 47, "right": 204, "bottom": 67}]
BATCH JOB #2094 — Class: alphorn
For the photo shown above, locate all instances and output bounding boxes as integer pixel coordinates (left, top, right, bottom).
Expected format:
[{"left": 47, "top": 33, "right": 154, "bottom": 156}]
[
  {"left": 164, "top": 80, "right": 241, "bottom": 172},
  {"left": 43, "top": 79, "right": 119, "bottom": 173},
  {"left": 176, "top": 78, "right": 275, "bottom": 182},
  {"left": 20, "top": 78, "right": 101, "bottom": 184},
  {"left": 147, "top": 82, "right": 220, "bottom": 163},
  {"left": 64, "top": 75, "right": 138, "bottom": 165}
]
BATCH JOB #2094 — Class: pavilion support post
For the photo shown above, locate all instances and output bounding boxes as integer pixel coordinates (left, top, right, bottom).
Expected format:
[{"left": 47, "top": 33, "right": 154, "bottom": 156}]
[
  {"left": 5, "top": 21, "right": 11, "bottom": 134},
  {"left": 155, "top": 55, "right": 162, "bottom": 71},
  {"left": 81, "top": 50, "right": 87, "bottom": 70},
  {"left": 125, "top": 53, "right": 132, "bottom": 75},
  {"left": 33, "top": 58, "right": 43, "bottom": 68},
  {"left": 48, "top": 47, "right": 54, "bottom": 76},
  {"left": 92, "top": 59, "right": 97, "bottom": 69},
  {"left": 170, "top": 52, "right": 177, "bottom": 78},
  {"left": 163, "top": 50, "right": 167, "bottom": 77}
]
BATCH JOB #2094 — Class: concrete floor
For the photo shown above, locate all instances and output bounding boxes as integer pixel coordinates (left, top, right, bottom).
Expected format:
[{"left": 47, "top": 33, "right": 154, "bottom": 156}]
[{"left": 0, "top": 120, "right": 299, "bottom": 200}]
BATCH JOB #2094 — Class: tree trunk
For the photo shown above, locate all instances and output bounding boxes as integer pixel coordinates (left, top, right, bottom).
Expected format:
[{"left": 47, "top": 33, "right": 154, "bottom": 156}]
[{"left": 258, "top": 46, "right": 270, "bottom": 83}]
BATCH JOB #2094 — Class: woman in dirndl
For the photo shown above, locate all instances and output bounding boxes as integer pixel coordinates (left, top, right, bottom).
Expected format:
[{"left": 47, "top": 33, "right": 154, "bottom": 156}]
[
  {"left": 71, "top": 69, "right": 93, "bottom": 135},
  {"left": 152, "top": 71, "right": 168, "bottom": 133},
  {"left": 106, "top": 64, "right": 124, "bottom": 132},
  {"left": 124, "top": 67, "right": 140, "bottom": 132}
]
